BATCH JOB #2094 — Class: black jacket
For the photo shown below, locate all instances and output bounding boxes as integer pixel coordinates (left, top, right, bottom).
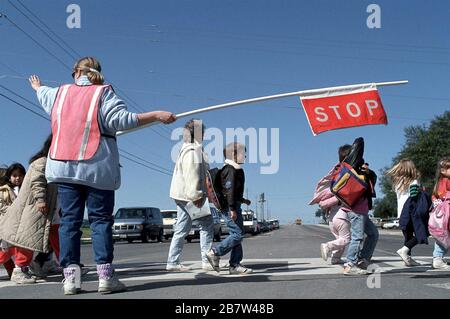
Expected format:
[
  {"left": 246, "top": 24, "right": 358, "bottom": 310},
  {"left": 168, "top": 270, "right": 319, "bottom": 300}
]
[
  {"left": 219, "top": 164, "right": 245, "bottom": 211},
  {"left": 399, "top": 191, "right": 431, "bottom": 244}
]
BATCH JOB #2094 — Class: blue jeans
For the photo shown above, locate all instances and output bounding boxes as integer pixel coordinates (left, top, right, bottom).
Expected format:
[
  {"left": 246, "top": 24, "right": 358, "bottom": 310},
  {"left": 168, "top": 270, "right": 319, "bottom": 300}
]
[
  {"left": 58, "top": 183, "right": 115, "bottom": 268},
  {"left": 346, "top": 212, "right": 379, "bottom": 265},
  {"left": 214, "top": 208, "right": 244, "bottom": 267},
  {"left": 433, "top": 241, "right": 448, "bottom": 258},
  {"left": 167, "top": 200, "right": 214, "bottom": 265}
]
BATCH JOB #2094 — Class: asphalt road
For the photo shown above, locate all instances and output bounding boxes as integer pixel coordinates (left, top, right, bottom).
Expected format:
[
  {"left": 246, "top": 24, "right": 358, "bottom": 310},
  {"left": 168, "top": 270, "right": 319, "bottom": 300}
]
[{"left": 1, "top": 225, "right": 450, "bottom": 299}]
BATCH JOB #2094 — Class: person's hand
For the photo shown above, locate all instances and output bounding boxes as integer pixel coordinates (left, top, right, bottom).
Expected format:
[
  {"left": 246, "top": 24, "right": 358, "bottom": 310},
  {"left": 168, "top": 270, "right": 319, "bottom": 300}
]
[
  {"left": 36, "top": 202, "right": 48, "bottom": 215},
  {"left": 229, "top": 210, "right": 237, "bottom": 221},
  {"left": 157, "top": 111, "right": 177, "bottom": 124},
  {"left": 28, "top": 75, "right": 42, "bottom": 91},
  {"left": 243, "top": 199, "right": 251, "bottom": 206}
]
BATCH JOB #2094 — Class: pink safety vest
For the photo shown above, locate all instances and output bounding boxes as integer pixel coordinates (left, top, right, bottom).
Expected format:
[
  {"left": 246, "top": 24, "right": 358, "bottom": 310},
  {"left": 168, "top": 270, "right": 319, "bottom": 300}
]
[{"left": 50, "top": 84, "right": 111, "bottom": 161}]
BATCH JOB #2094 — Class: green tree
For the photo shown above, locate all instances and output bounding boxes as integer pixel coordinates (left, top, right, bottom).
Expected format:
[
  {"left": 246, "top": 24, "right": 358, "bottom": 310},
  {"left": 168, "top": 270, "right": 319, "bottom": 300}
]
[{"left": 374, "top": 111, "right": 450, "bottom": 217}]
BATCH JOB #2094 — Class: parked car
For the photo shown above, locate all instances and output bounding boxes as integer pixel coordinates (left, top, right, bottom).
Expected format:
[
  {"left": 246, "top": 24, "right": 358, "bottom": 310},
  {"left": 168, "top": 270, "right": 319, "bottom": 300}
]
[
  {"left": 370, "top": 217, "right": 383, "bottom": 228},
  {"left": 185, "top": 206, "right": 222, "bottom": 243},
  {"left": 242, "top": 210, "right": 259, "bottom": 235},
  {"left": 267, "top": 219, "right": 280, "bottom": 230},
  {"left": 382, "top": 219, "right": 400, "bottom": 229},
  {"left": 161, "top": 209, "right": 177, "bottom": 240},
  {"left": 258, "top": 220, "right": 270, "bottom": 232},
  {"left": 113, "top": 207, "right": 164, "bottom": 243}
]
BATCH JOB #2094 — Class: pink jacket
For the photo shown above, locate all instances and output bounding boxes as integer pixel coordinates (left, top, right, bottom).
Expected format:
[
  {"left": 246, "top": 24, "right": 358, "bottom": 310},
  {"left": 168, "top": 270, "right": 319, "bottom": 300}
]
[{"left": 310, "top": 164, "right": 340, "bottom": 210}]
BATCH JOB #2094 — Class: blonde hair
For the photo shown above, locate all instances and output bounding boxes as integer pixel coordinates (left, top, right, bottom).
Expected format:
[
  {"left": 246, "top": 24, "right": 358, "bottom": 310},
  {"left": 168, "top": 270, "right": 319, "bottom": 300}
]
[
  {"left": 433, "top": 157, "right": 450, "bottom": 197},
  {"left": 386, "top": 159, "right": 420, "bottom": 193},
  {"left": 223, "top": 142, "right": 246, "bottom": 161},
  {"left": 73, "top": 57, "right": 104, "bottom": 85}
]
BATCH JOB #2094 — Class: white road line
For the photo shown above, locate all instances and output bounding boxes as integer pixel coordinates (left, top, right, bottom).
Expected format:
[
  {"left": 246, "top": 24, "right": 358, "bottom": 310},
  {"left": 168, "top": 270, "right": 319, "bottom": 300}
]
[{"left": 0, "top": 256, "right": 441, "bottom": 289}]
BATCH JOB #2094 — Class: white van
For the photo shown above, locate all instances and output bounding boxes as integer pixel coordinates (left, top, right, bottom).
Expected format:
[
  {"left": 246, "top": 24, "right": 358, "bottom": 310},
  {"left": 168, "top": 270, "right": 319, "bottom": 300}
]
[{"left": 242, "top": 210, "right": 259, "bottom": 235}]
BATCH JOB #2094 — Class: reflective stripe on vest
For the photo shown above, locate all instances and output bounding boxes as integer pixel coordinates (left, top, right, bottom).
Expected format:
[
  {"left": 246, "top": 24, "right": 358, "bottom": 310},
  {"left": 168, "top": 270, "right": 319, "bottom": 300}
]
[{"left": 50, "top": 84, "right": 110, "bottom": 161}]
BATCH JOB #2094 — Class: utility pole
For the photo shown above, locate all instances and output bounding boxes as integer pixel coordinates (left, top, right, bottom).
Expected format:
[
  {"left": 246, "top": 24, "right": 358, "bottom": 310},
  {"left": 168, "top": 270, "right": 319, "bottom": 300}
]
[{"left": 258, "top": 193, "right": 266, "bottom": 221}]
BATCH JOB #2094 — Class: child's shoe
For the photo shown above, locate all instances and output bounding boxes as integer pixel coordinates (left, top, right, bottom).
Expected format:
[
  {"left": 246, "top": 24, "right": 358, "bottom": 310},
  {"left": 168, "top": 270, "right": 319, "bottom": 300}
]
[
  {"left": 206, "top": 249, "right": 220, "bottom": 273},
  {"left": 229, "top": 264, "right": 253, "bottom": 275},
  {"left": 320, "top": 243, "right": 330, "bottom": 261},
  {"left": 432, "top": 257, "right": 450, "bottom": 270},
  {"left": 343, "top": 264, "right": 368, "bottom": 276},
  {"left": 11, "top": 266, "right": 36, "bottom": 284}
]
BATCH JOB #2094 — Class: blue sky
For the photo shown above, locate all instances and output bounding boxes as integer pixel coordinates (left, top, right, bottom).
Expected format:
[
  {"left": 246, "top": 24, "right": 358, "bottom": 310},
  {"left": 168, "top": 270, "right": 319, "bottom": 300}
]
[{"left": 0, "top": 0, "right": 449, "bottom": 224}]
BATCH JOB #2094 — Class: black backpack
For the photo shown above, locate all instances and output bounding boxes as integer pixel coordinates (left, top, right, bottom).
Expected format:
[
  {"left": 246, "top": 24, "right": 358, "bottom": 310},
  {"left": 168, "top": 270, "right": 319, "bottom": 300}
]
[{"left": 206, "top": 167, "right": 226, "bottom": 210}]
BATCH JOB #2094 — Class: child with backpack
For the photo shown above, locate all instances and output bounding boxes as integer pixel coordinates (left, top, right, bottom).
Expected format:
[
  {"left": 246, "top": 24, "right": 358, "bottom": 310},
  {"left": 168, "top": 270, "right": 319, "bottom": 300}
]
[
  {"left": 429, "top": 157, "right": 450, "bottom": 270},
  {"left": 311, "top": 145, "right": 351, "bottom": 265},
  {"left": 334, "top": 137, "right": 379, "bottom": 275},
  {"left": 206, "top": 142, "right": 252, "bottom": 275},
  {"left": 387, "top": 160, "right": 430, "bottom": 266}
]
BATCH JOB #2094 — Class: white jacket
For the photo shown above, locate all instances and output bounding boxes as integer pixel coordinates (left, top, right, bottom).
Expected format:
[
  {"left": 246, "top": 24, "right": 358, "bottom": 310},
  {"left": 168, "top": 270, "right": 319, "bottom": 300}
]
[{"left": 169, "top": 142, "right": 209, "bottom": 202}]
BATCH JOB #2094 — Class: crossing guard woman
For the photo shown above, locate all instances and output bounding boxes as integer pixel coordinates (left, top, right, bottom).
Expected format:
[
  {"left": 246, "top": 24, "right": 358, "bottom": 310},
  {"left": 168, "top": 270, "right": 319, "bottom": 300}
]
[{"left": 29, "top": 57, "right": 176, "bottom": 295}]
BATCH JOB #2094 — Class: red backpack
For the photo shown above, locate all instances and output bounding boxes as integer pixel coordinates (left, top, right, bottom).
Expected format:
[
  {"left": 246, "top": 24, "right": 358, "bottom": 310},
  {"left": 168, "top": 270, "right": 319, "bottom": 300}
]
[{"left": 330, "top": 162, "right": 368, "bottom": 208}]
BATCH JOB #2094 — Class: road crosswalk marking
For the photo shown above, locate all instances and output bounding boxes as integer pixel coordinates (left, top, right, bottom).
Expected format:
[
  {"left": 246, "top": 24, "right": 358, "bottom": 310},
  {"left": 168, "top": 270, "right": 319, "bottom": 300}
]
[{"left": 1, "top": 256, "right": 447, "bottom": 289}]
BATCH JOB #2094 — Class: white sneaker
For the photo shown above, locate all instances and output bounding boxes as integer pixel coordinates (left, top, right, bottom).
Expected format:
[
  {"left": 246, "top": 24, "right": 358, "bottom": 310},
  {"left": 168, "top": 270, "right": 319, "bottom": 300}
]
[
  {"left": 11, "top": 267, "right": 36, "bottom": 284},
  {"left": 343, "top": 264, "right": 368, "bottom": 276},
  {"left": 62, "top": 277, "right": 78, "bottom": 295},
  {"left": 432, "top": 257, "right": 450, "bottom": 270},
  {"left": 63, "top": 266, "right": 81, "bottom": 295},
  {"left": 320, "top": 243, "right": 330, "bottom": 261},
  {"left": 396, "top": 246, "right": 411, "bottom": 266},
  {"left": 166, "top": 264, "right": 192, "bottom": 271},
  {"left": 206, "top": 250, "right": 220, "bottom": 273},
  {"left": 229, "top": 264, "right": 253, "bottom": 275},
  {"left": 98, "top": 273, "right": 127, "bottom": 294}
]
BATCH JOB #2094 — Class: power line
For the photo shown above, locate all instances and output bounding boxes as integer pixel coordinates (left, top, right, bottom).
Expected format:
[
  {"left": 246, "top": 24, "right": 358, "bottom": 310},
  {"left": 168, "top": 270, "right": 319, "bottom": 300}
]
[
  {"left": 118, "top": 148, "right": 173, "bottom": 174},
  {"left": 0, "top": 91, "right": 50, "bottom": 121},
  {"left": 0, "top": 84, "right": 46, "bottom": 112},
  {"left": 1, "top": 13, "right": 71, "bottom": 71},
  {"left": 120, "top": 153, "right": 172, "bottom": 176},
  {"left": 7, "top": 0, "right": 79, "bottom": 60},
  {"left": 16, "top": 0, "right": 81, "bottom": 58}
]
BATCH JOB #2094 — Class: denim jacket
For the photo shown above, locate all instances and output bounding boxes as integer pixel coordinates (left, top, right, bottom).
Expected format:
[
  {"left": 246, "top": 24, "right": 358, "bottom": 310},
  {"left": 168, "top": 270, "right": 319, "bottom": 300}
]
[{"left": 36, "top": 76, "right": 139, "bottom": 190}]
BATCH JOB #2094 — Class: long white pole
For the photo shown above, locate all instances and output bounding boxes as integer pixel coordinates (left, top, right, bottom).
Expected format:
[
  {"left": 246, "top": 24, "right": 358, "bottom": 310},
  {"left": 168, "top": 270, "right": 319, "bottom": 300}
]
[{"left": 117, "top": 80, "right": 408, "bottom": 136}]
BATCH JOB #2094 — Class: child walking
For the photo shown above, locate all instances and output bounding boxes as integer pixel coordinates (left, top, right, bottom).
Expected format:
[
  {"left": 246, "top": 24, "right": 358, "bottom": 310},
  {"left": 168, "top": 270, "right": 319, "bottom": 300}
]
[
  {"left": 387, "top": 160, "right": 427, "bottom": 266},
  {"left": 206, "top": 142, "right": 252, "bottom": 275},
  {"left": 341, "top": 137, "right": 379, "bottom": 276},
  {"left": 167, "top": 119, "right": 214, "bottom": 272},
  {"left": 430, "top": 157, "right": 450, "bottom": 270},
  {"left": 312, "top": 145, "right": 351, "bottom": 265},
  {"left": 0, "top": 163, "right": 36, "bottom": 284}
]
